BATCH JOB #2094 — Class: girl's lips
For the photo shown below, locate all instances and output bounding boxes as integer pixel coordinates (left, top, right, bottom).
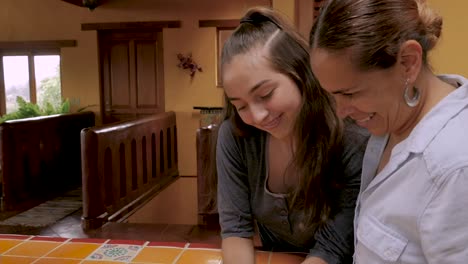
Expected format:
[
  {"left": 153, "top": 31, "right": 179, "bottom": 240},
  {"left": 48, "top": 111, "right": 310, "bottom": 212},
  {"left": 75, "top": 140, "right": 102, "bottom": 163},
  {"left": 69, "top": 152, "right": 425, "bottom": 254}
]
[{"left": 262, "top": 114, "right": 282, "bottom": 129}]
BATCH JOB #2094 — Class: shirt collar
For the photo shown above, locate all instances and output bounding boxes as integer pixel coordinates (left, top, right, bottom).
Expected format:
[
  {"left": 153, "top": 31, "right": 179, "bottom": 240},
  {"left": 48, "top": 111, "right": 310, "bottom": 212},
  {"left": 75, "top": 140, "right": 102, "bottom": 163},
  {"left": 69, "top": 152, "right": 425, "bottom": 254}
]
[{"left": 394, "top": 74, "right": 468, "bottom": 154}]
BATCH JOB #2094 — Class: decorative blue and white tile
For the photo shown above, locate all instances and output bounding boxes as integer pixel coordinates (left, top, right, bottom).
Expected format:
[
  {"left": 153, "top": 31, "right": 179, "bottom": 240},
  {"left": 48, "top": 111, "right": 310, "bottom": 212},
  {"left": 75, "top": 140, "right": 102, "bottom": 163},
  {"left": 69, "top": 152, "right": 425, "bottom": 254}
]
[{"left": 87, "top": 243, "right": 142, "bottom": 262}]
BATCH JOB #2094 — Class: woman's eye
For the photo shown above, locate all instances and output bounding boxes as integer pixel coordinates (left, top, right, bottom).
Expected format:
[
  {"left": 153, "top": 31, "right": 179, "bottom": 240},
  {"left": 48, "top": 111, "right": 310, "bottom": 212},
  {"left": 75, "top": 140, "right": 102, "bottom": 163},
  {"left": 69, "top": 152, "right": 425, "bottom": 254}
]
[
  {"left": 342, "top": 92, "right": 354, "bottom": 98},
  {"left": 237, "top": 105, "right": 246, "bottom": 111}
]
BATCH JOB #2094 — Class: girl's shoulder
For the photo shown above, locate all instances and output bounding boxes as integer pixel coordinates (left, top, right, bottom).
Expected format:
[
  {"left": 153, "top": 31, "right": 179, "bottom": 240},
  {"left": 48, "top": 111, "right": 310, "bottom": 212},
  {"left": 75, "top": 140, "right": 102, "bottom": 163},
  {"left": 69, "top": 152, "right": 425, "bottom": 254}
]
[
  {"left": 342, "top": 120, "right": 370, "bottom": 151},
  {"left": 340, "top": 121, "right": 370, "bottom": 167}
]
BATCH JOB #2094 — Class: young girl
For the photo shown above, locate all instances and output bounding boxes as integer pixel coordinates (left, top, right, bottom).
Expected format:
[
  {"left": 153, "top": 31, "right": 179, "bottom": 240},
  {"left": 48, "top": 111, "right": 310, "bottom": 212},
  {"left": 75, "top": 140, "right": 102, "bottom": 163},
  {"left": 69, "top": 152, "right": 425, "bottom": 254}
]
[{"left": 216, "top": 7, "right": 368, "bottom": 264}]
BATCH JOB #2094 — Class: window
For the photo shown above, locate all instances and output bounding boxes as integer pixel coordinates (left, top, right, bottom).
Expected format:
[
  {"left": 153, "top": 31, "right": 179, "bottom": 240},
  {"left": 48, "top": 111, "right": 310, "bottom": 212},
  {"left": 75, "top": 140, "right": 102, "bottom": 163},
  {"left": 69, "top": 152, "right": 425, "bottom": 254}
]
[
  {"left": 2, "top": 53, "right": 61, "bottom": 114},
  {"left": 0, "top": 40, "right": 75, "bottom": 116}
]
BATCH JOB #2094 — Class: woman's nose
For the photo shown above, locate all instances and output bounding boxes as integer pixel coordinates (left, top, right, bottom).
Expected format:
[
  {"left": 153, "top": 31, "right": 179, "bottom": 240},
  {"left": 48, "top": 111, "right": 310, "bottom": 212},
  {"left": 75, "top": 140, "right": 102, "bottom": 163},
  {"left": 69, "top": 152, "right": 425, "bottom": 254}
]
[{"left": 335, "top": 96, "right": 354, "bottom": 118}]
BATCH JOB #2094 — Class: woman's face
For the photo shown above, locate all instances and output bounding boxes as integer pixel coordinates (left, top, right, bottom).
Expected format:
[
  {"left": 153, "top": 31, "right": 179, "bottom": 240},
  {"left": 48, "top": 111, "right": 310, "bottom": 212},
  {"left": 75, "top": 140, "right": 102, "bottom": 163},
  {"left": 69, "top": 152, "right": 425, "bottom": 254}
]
[
  {"left": 310, "top": 48, "right": 407, "bottom": 136},
  {"left": 223, "top": 51, "right": 302, "bottom": 140}
]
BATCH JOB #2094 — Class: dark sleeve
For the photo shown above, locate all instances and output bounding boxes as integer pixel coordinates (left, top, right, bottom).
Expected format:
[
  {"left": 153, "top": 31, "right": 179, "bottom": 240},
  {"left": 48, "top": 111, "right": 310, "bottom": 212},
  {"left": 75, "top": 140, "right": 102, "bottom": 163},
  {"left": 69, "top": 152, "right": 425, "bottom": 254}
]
[
  {"left": 309, "top": 125, "right": 369, "bottom": 264},
  {"left": 217, "top": 121, "right": 255, "bottom": 239}
]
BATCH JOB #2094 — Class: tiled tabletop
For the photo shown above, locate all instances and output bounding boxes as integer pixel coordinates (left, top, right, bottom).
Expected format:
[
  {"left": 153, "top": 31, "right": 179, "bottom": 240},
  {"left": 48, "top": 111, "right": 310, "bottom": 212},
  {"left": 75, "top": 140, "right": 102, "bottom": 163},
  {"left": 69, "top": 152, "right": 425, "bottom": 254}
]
[{"left": 0, "top": 234, "right": 307, "bottom": 263}]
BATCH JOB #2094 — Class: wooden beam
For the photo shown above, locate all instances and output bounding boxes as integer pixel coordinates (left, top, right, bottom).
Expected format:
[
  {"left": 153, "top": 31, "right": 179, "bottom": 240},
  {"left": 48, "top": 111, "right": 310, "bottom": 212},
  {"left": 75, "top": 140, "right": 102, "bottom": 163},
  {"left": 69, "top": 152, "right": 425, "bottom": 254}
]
[
  {"left": 0, "top": 40, "right": 77, "bottom": 50},
  {"left": 61, "top": 0, "right": 103, "bottom": 9},
  {"left": 61, "top": 0, "right": 87, "bottom": 7},
  {"left": 82, "top": 21, "right": 182, "bottom": 31},
  {"left": 199, "top": 19, "right": 240, "bottom": 29}
]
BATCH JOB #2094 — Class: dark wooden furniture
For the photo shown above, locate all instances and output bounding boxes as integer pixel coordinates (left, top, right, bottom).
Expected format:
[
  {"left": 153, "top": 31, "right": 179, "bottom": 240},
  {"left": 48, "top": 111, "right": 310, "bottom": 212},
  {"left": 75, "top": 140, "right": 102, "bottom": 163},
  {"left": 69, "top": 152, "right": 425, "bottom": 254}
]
[
  {"left": 196, "top": 125, "right": 219, "bottom": 225},
  {"left": 81, "top": 112, "right": 179, "bottom": 230},
  {"left": 0, "top": 111, "right": 95, "bottom": 212}
]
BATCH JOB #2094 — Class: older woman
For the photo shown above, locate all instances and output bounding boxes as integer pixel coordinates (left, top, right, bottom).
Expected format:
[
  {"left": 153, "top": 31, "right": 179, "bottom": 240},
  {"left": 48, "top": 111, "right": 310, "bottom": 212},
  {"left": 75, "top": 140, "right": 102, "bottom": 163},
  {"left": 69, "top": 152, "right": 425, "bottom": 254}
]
[{"left": 310, "top": 0, "right": 468, "bottom": 263}]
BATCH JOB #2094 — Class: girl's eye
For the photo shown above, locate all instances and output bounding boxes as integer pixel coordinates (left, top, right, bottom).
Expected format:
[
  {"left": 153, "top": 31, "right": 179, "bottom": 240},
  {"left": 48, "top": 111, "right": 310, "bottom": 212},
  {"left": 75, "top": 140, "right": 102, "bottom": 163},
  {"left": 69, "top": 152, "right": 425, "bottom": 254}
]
[
  {"left": 260, "top": 89, "right": 274, "bottom": 100},
  {"left": 341, "top": 92, "right": 355, "bottom": 98},
  {"left": 237, "top": 105, "right": 246, "bottom": 111}
]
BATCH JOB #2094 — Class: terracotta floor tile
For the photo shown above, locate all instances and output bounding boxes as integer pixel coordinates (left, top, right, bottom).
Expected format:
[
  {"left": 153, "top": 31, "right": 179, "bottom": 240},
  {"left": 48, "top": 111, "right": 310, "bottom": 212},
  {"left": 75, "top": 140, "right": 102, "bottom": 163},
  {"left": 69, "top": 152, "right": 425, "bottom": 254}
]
[
  {"left": 108, "top": 239, "right": 146, "bottom": 246},
  {"left": 186, "top": 225, "right": 221, "bottom": 246},
  {"left": 70, "top": 238, "right": 108, "bottom": 244},
  {"left": 34, "top": 258, "right": 81, "bottom": 264},
  {"left": 3, "top": 241, "right": 61, "bottom": 257},
  {"left": 45, "top": 242, "right": 101, "bottom": 258},
  {"left": 160, "top": 224, "right": 193, "bottom": 242},
  {"left": 269, "top": 252, "right": 306, "bottom": 264},
  {"left": 175, "top": 249, "right": 222, "bottom": 264},
  {"left": 188, "top": 242, "right": 220, "bottom": 249},
  {"left": 92, "top": 223, "right": 167, "bottom": 241},
  {"left": 131, "top": 247, "right": 183, "bottom": 263},
  {"left": 147, "top": 241, "right": 187, "bottom": 247},
  {"left": 255, "top": 251, "right": 271, "bottom": 264},
  {"left": 31, "top": 236, "right": 68, "bottom": 242},
  {"left": 48, "top": 211, "right": 91, "bottom": 239},
  {"left": 0, "top": 255, "right": 36, "bottom": 264},
  {"left": 0, "top": 234, "right": 31, "bottom": 240},
  {"left": 81, "top": 261, "right": 123, "bottom": 264},
  {"left": 37, "top": 227, "right": 60, "bottom": 237},
  {"left": 0, "top": 239, "right": 23, "bottom": 254},
  {"left": 87, "top": 243, "right": 142, "bottom": 262}
]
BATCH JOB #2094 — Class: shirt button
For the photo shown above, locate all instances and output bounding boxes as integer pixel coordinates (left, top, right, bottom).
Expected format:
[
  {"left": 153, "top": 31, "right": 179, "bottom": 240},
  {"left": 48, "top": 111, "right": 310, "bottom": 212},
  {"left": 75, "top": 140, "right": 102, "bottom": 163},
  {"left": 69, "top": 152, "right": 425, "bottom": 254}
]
[
  {"left": 384, "top": 249, "right": 394, "bottom": 259},
  {"left": 280, "top": 210, "right": 287, "bottom": 216},
  {"left": 282, "top": 220, "right": 288, "bottom": 225}
]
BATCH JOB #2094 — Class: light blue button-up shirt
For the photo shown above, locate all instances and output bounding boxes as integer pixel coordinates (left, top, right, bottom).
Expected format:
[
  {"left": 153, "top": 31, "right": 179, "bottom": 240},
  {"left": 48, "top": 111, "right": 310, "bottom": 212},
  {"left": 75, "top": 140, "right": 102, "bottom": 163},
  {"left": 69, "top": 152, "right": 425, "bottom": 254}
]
[{"left": 354, "top": 74, "right": 468, "bottom": 264}]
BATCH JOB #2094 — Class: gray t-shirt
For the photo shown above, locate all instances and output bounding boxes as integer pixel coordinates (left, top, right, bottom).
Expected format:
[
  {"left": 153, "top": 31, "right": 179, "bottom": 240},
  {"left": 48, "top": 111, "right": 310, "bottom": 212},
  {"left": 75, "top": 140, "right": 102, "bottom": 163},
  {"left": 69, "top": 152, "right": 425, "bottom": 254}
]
[{"left": 217, "top": 120, "right": 369, "bottom": 264}]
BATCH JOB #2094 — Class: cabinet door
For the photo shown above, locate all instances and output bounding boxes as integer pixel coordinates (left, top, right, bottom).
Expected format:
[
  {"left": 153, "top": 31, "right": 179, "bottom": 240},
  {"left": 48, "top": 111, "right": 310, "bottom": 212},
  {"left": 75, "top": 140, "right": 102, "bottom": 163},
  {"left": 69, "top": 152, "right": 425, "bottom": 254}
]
[{"left": 99, "top": 30, "right": 164, "bottom": 124}]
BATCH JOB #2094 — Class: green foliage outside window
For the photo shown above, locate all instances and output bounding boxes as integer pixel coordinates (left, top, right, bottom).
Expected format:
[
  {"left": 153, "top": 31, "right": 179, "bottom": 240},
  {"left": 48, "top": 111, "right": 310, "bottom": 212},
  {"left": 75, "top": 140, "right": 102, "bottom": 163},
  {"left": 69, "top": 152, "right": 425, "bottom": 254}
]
[
  {"left": 0, "top": 96, "right": 70, "bottom": 124},
  {"left": 0, "top": 65, "right": 73, "bottom": 124},
  {"left": 37, "top": 68, "right": 63, "bottom": 111}
]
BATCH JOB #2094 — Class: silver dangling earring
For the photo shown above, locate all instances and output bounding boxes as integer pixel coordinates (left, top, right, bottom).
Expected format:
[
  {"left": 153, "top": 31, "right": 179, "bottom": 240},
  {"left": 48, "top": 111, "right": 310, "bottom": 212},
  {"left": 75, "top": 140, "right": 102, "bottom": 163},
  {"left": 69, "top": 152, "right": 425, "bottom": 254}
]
[{"left": 404, "top": 79, "right": 420, "bottom": 107}]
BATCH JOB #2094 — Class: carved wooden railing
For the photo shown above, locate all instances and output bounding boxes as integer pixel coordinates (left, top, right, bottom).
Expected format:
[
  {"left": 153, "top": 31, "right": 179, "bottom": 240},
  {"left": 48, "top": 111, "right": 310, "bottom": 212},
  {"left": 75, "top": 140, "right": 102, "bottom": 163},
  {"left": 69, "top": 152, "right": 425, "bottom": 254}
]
[
  {"left": 81, "top": 112, "right": 178, "bottom": 230},
  {"left": 0, "top": 112, "right": 95, "bottom": 212}
]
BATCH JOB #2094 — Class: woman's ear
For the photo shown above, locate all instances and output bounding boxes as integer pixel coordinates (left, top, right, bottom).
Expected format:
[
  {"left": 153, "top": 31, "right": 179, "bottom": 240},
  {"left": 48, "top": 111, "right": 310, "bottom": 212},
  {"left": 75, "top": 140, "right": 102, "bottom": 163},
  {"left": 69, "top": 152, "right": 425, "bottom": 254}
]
[{"left": 398, "top": 40, "right": 423, "bottom": 83}]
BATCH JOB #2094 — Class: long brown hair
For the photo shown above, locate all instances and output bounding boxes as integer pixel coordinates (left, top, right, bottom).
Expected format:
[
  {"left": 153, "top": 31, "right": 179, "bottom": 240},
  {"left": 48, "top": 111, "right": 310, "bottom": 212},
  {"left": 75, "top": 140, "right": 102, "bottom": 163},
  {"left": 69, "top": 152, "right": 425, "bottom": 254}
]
[
  {"left": 310, "top": 0, "right": 443, "bottom": 70},
  {"left": 213, "top": 7, "right": 344, "bottom": 223}
]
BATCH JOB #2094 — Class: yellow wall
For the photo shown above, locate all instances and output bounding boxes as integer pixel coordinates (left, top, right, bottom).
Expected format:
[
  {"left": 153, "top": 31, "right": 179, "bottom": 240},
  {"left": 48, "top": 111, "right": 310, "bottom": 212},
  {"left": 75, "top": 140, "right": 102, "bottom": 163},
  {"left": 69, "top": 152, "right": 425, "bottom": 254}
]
[
  {"left": 272, "top": 0, "right": 295, "bottom": 22},
  {"left": 5, "top": 0, "right": 463, "bottom": 225},
  {"left": 0, "top": 0, "right": 269, "bottom": 177},
  {"left": 132, "top": 1, "right": 468, "bottom": 225},
  {"left": 0, "top": 0, "right": 271, "bottom": 225},
  {"left": 427, "top": 0, "right": 468, "bottom": 76},
  {"left": 127, "top": 177, "right": 198, "bottom": 225}
]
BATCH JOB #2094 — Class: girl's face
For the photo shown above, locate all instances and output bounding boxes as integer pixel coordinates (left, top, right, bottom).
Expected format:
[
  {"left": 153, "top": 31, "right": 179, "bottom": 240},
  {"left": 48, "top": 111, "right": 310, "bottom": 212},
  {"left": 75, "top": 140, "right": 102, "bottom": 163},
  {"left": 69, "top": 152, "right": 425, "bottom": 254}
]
[{"left": 223, "top": 51, "right": 302, "bottom": 140}]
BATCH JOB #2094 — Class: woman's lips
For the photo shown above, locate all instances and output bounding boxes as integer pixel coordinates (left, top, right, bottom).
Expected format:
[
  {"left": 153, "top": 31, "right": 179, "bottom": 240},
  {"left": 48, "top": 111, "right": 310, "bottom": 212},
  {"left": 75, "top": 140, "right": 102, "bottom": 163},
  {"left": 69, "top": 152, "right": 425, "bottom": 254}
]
[{"left": 354, "top": 113, "right": 375, "bottom": 124}]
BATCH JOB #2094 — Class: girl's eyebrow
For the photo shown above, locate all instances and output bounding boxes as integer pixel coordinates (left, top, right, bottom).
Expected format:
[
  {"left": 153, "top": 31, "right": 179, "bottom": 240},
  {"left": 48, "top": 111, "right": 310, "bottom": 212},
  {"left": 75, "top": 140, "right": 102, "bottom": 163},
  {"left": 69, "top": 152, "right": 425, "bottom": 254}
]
[{"left": 227, "top": 79, "right": 270, "bottom": 101}]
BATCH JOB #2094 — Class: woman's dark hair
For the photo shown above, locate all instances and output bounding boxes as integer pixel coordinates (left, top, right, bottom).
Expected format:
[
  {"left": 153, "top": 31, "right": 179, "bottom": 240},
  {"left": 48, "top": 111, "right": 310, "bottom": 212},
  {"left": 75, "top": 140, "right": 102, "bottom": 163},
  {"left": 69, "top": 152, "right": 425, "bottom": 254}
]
[
  {"left": 207, "top": 6, "right": 345, "bottom": 223},
  {"left": 310, "top": 0, "right": 443, "bottom": 70}
]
